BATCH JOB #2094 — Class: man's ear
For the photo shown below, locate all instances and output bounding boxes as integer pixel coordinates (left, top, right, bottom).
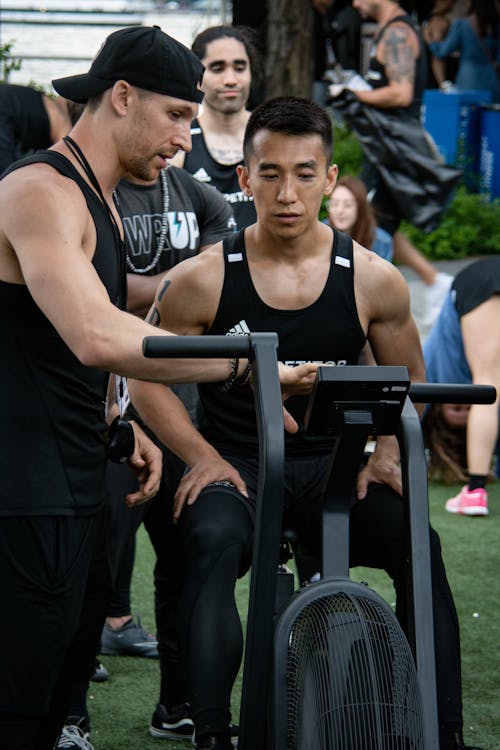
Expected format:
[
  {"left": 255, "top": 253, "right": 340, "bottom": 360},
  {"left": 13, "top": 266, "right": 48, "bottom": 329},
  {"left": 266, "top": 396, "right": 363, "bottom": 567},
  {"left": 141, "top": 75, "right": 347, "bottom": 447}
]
[
  {"left": 237, "top": 164, "right": 251, "bottom": 195},
  {"left": 109, "top": 80, "right": 133, "bottom": 117},
  {"left": 324, "top": 162, "right": 339, "bottom": 197}
]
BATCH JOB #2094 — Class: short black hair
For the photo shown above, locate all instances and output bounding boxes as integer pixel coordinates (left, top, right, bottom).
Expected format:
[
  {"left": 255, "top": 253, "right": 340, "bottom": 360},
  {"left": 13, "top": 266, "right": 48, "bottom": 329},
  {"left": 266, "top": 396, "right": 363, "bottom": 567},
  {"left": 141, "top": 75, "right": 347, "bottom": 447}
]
[
  {"left": 243, "top": 96, "right": 333, "bottom": 167},
  {"left": 191, "top": 24, "right": 262, "bottom": 88}
]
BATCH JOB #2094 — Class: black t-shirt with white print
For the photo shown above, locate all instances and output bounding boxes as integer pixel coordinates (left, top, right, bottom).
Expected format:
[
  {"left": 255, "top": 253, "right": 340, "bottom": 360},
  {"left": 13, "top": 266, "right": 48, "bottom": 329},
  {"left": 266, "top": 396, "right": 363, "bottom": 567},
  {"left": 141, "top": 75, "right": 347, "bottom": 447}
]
[{"left": 116, "top": 165, "right": 236, "bottom": 275}]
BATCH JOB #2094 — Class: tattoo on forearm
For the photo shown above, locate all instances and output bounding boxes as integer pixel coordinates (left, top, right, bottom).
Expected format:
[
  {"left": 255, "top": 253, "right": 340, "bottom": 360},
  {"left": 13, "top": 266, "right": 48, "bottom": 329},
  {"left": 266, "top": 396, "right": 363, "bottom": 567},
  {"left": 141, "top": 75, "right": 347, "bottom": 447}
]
[
  {"left": 147, "top": 306, "right": 160, "bottom": 327},
  {"left": 158, "top": 278, "right": 171, "bottom": 302},
  {"left": 383, "top": 28, "right": 416, "bottom": 85}
]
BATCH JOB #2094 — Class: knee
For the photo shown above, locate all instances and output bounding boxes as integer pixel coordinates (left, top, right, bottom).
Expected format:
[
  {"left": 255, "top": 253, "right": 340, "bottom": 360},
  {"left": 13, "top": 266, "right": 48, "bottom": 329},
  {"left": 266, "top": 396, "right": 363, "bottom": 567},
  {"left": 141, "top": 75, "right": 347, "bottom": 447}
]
[{"left": 178, "top": 489, "right": 253, "bottom": 565}]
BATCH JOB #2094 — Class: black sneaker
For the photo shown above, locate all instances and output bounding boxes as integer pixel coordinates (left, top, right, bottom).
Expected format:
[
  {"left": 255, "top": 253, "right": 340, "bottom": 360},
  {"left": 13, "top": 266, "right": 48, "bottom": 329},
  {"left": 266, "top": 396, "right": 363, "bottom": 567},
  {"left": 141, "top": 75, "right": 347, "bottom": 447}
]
[
  {"left": 100, "top": 616, "right": 158, "bottom": 658},
  {"left": 149, "top": 702, "right": 194, "bottom": 740},
  {"left": 89, "top": 659, "right": 108, "bottom": 683}
]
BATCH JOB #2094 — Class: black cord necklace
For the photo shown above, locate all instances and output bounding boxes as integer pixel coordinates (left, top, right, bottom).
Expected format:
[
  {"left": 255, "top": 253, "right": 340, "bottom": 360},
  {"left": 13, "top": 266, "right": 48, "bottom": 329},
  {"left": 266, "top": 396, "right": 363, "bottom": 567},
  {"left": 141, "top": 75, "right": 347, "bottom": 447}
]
[{"left": 63, "top": 135, "right": 127, "bottom": 309}]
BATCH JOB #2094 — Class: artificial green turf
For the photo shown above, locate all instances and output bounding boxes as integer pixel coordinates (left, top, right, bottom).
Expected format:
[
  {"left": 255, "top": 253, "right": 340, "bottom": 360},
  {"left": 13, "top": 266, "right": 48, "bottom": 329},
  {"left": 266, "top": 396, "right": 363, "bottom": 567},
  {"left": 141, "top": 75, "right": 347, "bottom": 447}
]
[{"left": 89, "top": 480, "right": 499, "bottom": 749}]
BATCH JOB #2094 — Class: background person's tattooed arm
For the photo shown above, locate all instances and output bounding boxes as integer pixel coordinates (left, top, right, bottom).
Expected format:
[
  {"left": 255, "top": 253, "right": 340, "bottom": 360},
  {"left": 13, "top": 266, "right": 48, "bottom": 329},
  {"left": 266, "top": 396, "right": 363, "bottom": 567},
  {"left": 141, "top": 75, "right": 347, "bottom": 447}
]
[{"left": 349, "top": 20, "right": 419, "bottom": 109}]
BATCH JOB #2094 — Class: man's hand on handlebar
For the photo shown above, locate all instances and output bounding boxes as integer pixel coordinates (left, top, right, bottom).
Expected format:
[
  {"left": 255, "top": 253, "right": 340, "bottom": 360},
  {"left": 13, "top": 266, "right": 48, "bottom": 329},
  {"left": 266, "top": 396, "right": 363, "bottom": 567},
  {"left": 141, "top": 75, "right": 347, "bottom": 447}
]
[
  {"left": 278, "top": 362, "right": 321, "bottom": 434},
  {"left": 278, "top": 362, "right": 320, "bottom": 396}
]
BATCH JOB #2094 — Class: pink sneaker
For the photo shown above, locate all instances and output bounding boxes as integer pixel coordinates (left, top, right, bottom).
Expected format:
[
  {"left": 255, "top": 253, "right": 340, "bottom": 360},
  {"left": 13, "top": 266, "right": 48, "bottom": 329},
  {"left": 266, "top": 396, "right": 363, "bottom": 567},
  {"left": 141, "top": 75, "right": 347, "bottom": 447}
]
[{"left": 445, "top": 485, "right": 488, "bottom": 516}]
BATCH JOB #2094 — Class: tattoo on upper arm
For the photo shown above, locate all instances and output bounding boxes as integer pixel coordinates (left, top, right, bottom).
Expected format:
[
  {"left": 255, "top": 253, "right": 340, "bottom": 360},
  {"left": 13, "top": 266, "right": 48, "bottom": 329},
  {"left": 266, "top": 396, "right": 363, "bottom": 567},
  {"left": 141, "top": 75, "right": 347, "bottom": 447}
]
[
  {"left": 157, "top": 278, "right": 171, "bottom": 302},
  {"left": 147, "top": 306, "right": 160, "bottom": 327},
  {"left": 382, "top": 27, "right": 416, "bottom": 85}
]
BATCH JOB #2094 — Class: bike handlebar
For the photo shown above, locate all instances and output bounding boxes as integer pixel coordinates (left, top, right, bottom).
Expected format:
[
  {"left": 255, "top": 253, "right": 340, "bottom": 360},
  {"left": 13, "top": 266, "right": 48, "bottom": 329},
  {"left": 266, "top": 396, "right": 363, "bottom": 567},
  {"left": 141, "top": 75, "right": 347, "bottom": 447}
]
[
  {"left": 409, "top": 383, "right": 496, "bottom": 404},
  {"left": 143, "top": 337, "right": 496, "bottom": 405},
  {"left": 143, "top": 335, "right": 253, "bottom": 359}
]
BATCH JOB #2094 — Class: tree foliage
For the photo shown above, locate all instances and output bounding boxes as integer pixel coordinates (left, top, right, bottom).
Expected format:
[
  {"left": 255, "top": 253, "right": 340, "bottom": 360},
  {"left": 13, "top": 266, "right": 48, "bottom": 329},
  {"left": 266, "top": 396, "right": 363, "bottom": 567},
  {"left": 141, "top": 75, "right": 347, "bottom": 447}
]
[
  {"left": 0, "top": 41, "right": 22, "bottom": 82},
  {"left": 402, "top": 188, "right": 500, "bottom": 259}
]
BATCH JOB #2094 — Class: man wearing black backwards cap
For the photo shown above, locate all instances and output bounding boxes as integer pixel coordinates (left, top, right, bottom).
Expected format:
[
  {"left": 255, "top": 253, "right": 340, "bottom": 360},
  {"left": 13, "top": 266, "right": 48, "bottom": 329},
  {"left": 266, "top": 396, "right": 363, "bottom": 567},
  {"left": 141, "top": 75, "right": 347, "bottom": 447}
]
[
  {"left": 52, "top": 25, "right": 205, "bottom": 105},
  {"left": 0, "top": 25, "right": 317, "bottom": 750}
]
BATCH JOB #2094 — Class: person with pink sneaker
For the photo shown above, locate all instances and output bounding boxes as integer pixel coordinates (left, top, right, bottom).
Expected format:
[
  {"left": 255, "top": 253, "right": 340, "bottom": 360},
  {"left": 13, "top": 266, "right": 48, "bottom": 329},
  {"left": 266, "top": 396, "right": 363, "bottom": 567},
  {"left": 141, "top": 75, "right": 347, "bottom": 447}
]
[{"left": 423, "top": 256, "right": 500, "bottom": 516}]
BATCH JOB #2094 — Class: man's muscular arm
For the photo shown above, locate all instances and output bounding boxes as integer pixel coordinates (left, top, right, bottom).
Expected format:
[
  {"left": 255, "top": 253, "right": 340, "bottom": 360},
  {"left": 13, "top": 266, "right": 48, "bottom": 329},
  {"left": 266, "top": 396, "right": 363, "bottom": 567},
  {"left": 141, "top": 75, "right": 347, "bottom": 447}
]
[
  {"left": 353, "top": 247, "right": 426, "bottom": 498},
  {"left": 0, "top": 169, "right": 236, "bottom": 384},
  {"left": 354, "top": 22, "right": 418, "bottom": 108}
]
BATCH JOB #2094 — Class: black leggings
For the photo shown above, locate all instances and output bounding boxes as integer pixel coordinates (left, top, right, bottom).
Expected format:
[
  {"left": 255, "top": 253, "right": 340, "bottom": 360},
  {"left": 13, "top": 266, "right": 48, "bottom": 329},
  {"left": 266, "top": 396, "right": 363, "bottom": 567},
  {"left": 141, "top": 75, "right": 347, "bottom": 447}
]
[
  {"left": 177, "top": 472, "right": 462, "bottom": 739},
  {"left": 103, "top": 446, "right": 189, "bottom": 707}
]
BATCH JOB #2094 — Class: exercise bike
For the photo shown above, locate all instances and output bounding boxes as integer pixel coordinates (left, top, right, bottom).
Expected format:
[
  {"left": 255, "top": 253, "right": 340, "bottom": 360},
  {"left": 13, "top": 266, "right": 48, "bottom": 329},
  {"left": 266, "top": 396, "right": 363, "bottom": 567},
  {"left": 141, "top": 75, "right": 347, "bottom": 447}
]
[{"left": 143, "top": 333, "right": 495, "bottom": 750}]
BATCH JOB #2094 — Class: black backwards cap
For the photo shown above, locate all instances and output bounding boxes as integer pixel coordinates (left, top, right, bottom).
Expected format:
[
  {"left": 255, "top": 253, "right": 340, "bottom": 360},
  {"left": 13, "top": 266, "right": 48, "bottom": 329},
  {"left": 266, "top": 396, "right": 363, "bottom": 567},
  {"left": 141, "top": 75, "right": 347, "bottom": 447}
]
[{"left": 52, "top": 25, "right": 204, "bottom": 104}]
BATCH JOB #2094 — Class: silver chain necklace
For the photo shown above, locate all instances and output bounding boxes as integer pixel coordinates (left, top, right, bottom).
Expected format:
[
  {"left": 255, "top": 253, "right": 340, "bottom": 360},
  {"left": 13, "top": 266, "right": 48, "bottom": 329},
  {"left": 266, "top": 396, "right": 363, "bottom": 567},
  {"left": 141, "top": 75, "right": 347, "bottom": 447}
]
[{"left": 117, "top": 168, "right": 170, "bottom": 274}]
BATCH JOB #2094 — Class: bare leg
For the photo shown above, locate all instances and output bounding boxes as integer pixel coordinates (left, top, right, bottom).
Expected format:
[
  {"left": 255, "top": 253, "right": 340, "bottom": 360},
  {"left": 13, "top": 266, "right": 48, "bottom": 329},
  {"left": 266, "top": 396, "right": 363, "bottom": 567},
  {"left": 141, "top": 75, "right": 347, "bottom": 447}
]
[{"left": 461, "top": 297, "right": 500, "bottom": 476}]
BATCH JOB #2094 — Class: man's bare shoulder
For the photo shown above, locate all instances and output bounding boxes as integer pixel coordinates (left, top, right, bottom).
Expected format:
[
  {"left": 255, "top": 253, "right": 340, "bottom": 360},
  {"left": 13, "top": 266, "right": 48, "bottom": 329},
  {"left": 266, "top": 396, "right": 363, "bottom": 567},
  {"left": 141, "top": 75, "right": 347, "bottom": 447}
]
[
  {"left": 353, "top": 242, "right": 409, "bottom": 307},
  {"left": 1, "top": 162, "right": 85, "bottom": 222},
  {"left": 354, "top": 241, "right": 404, "bottom": 279},
  {"left": 0, "top": 162, "right": 92, "bottom": 283}
]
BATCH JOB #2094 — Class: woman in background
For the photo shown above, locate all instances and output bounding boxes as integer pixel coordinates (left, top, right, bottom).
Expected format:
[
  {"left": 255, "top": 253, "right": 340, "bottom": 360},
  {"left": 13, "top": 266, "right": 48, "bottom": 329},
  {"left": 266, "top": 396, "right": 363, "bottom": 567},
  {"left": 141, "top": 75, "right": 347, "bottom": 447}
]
[
  {"left": 325, "top": 174, "right": 393, "bottom": 260},
  {"left": 326, "top": 176, "right": 452, "bottom": 332},
  {"left": 425, "top": 0, "right": 500, "bottom": 102},
  {"left": 423, "top": 0, "right": 463, "bottom": 88}
]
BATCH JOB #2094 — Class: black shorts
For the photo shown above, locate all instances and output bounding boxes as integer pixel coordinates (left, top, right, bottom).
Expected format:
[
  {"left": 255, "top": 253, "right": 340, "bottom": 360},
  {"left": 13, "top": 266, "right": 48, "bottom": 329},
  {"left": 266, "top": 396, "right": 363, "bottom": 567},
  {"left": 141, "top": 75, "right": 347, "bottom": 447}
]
[{"left": 202, "top": 450, "right": 405, "bottom": 572}]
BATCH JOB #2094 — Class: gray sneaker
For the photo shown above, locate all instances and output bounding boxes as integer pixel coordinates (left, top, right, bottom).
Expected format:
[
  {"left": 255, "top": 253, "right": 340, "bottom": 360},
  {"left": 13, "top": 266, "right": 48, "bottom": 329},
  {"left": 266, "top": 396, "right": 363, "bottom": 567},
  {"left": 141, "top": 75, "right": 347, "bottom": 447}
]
[
  {"left": 100, "top": 616, "right": 158, "bottom": 658},
  {"left": 55, "top": 721, "right": 94, "bottom": 750},
  {"left": 90, "top": 659, "right": 108, "bottom": 682}
]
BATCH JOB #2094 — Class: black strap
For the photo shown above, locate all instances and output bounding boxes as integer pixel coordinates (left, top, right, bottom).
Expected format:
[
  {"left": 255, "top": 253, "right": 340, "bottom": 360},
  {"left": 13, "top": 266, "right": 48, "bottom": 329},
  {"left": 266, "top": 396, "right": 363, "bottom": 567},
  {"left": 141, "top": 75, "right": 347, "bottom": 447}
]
[
  {"left": 222, "top": 227, "right": 245, "bottom": 256},
  {"left": 64, "top": 136, "right": 127, "bottom": 309}
]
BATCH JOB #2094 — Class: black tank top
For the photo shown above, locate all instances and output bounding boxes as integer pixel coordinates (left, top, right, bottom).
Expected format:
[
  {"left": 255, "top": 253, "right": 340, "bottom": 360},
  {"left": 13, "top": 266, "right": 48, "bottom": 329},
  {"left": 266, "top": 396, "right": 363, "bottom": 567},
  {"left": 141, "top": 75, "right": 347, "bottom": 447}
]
[
  {"left": 197, "top": 228, "right": 366, "bottom": 456},
  {"left": 366, "top": 14, "right": 428, "bottom": 119},
  {"left": 0, "top": 151, "right": 123, "bottom": 516},
  {"left": 183, "top": 118, "right": 257, "bottom": 230}
]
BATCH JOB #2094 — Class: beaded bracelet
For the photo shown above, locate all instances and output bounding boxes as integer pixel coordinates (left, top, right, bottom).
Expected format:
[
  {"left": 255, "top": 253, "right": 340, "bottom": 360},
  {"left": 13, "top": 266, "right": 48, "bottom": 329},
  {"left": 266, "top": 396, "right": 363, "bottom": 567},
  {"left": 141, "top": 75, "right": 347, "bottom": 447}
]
[
  {"left": 219, "top": 357, "right": 240, "bottom": 392},
  {"left": 236, "top": 360, "right": 252, "bottom": 387},
  {"left": 219, "top": 358, "right": 253, "bottom": 391}
]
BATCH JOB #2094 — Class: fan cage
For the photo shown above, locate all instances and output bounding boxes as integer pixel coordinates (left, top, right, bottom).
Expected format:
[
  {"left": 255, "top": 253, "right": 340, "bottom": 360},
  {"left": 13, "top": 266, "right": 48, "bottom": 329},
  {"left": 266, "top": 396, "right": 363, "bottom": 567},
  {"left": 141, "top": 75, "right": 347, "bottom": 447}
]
[{"left": 284, "top": 589, "right": 425, "bottom": 750}]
